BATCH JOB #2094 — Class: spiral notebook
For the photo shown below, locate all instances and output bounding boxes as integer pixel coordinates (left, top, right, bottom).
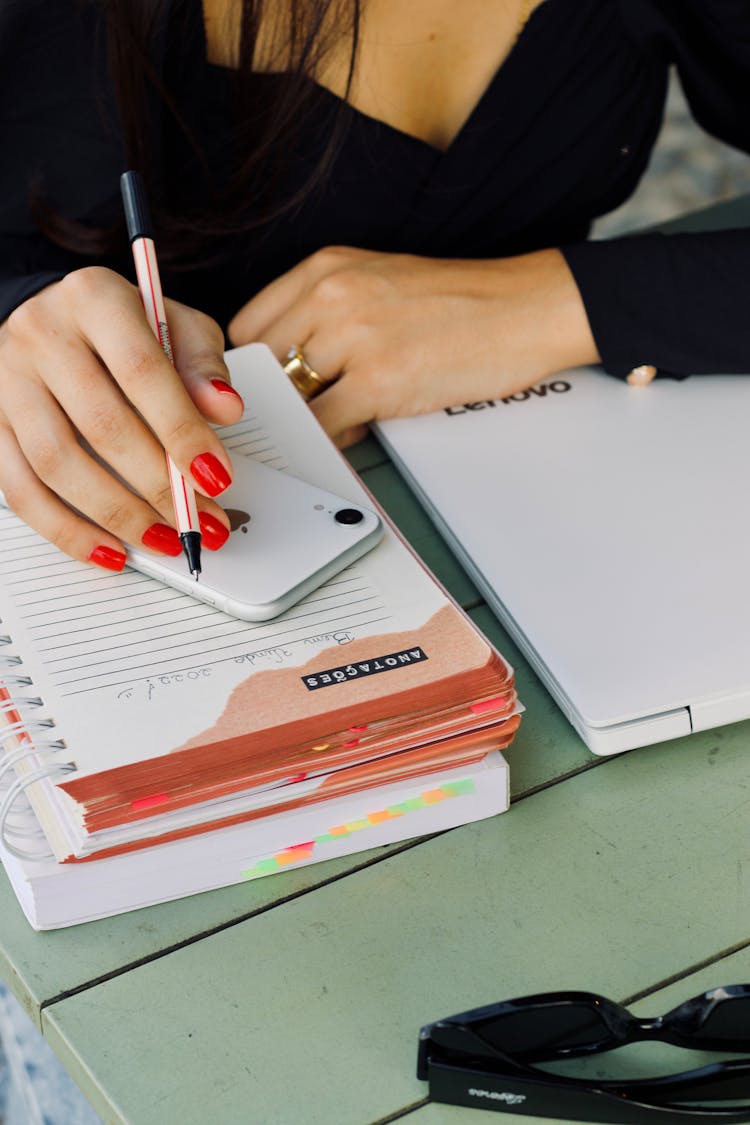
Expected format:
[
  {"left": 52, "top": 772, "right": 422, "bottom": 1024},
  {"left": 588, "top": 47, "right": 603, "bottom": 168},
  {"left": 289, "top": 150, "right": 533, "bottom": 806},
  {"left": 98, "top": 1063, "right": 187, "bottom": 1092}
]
[{"left": 0, "top": 345, "right": 520, "bottom": 896}]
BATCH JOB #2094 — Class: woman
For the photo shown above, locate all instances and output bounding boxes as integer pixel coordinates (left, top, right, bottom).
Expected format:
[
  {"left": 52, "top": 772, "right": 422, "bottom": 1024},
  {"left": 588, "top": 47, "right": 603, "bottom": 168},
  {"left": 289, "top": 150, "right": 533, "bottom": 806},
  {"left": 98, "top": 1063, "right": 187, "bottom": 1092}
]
[{"left": 0, "top": 0, "right": 748, "bottom": 568}]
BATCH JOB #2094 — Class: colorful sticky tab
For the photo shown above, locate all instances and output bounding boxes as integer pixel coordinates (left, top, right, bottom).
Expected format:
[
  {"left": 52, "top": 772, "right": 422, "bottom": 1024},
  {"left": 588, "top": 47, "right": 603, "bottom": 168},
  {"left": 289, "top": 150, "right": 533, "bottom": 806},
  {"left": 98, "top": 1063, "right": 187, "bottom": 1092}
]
[
  {"left": 367, "top": 809, "right": 395, "bottom": 825},
  {"left": 442, "top": 779, "right": 476, "bottom": 796},
  {"left": 400, "top": 797, "right": 424, "bottom": 811},
  {"left": 470, "top": 696, "right": 506, "bottom": 715},
  {"left": 344, "top": 819, "right": 370, "bottom": 833},
  {"left": 276, "top": 844, "right": 313, "bottom": 865},
  {"left": 242, "top": 856, "right": 280, "bottom": 878},
  {"left": 240, "top": 776, "right": 476, "bottom": 882},
  {"left": 131, "top": 793, "right": 170, "bottom": 811}
]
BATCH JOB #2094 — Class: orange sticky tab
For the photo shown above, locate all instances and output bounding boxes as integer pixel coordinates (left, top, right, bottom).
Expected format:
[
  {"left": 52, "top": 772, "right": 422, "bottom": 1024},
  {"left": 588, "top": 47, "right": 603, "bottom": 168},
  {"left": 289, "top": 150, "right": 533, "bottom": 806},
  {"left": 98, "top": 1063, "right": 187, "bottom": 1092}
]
[
  {"left": 470, "top": 696, "right": 506, "bottom": 715},
  {"left": 131, "top": 793, "right": 170, "bottom": 811},
  {"left": 310, "top": 743, "right": 330, "bottom": 752},
  {"left": 367, "top": 809, "right": 393, "bottom": 825},
  {"left": 276, "top": 849, "right": 301, "bottom": 866},
  {"left": 422, "top": 788, "right": 446, "bottom": 805},
  {"left": 328, "top": 824, "right": 350, "bottom": 837}
]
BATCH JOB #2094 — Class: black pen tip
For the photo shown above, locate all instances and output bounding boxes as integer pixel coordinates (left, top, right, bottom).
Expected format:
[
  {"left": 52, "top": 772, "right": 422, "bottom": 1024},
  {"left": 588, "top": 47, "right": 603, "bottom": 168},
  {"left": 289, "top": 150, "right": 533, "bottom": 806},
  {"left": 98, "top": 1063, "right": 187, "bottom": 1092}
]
[{"left": 180, "top": 531, "right": 202, "bottom": 583}]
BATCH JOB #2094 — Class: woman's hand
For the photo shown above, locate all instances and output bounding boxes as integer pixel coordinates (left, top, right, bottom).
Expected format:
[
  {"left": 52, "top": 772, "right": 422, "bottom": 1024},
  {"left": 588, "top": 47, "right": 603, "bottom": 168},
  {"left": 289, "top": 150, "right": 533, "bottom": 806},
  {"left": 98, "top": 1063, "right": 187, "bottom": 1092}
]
[
  {"left": 228, "top": 246, "right": 601, "bottom": 447},
  {"left": 0, "top": 267, "right": 244, "bottom": 569}
]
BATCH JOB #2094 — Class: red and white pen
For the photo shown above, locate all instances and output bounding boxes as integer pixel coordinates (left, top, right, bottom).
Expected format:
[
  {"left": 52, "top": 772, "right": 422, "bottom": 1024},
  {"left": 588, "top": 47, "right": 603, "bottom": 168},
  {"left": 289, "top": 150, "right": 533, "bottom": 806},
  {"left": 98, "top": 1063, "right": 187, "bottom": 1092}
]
[{"left": 120, "top": 170, "right": 202, "bottom": 580}]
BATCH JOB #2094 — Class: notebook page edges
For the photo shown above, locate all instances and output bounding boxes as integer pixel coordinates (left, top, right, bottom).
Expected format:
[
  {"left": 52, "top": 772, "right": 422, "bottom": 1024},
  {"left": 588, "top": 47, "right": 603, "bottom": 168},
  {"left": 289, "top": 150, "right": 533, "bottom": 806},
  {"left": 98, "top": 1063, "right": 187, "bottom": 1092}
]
[{"left": 0, "top": 752, "right": 508, "bottom": 929}]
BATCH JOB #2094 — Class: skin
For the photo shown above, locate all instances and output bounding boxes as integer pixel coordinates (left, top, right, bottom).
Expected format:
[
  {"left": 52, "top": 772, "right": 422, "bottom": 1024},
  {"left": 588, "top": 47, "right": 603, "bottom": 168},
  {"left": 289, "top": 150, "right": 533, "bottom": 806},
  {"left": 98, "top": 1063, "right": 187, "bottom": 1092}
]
[
  {"left": 0, "top": 0, "right": 655, "bottom": 568},
  {"left": 0, "top": 271, "right": 241, "bottom": 566}
]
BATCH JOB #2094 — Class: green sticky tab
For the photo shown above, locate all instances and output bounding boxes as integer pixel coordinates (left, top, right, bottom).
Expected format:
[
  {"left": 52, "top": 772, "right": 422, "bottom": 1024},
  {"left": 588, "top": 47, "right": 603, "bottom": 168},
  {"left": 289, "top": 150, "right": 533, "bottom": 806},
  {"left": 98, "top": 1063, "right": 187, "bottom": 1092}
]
[
  {"left": 253, "top": 857, "right": 280, "bottom": 874},
  {"left": 442, "top": 779, "right": 476, "bottom": 797},
  {"left": 314, "top": 833, "right": 335, "bottom": 843},
  {"left": 401, "top": 797, "right": 424, "bottom": 811}
]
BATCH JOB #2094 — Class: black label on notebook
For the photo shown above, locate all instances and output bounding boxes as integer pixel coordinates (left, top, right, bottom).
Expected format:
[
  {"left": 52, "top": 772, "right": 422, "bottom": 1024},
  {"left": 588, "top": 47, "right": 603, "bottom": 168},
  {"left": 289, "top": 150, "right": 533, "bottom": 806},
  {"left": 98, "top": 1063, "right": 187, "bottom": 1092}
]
[{"left": 302, "top": 647, "right": 428, "bottom": 690}]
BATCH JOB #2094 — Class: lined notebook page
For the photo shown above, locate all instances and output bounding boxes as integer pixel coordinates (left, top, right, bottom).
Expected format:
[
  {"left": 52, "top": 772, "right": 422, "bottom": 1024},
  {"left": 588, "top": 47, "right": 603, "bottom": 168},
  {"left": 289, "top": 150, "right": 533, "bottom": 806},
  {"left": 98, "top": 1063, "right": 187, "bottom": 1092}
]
[{"left": 0, "top": 510, "right": 390, "bottom": 699}]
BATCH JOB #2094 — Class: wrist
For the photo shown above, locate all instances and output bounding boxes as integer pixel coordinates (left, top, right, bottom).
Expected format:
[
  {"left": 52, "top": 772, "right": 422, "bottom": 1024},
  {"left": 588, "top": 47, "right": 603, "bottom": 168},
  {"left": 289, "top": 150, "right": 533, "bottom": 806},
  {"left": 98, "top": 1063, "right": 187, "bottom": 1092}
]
[{"left": 490, "top": 248, "right": 601, "bottom": 377}]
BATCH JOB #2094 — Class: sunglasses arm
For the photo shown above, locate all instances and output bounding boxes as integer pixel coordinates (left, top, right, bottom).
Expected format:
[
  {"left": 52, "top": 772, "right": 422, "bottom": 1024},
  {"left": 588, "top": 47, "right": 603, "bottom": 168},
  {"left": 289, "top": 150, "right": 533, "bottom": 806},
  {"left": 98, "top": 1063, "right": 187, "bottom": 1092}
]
[
  {"left": 613, "top": 1058, "right": 750, "bottom": 1104},
  {"left": 424, "top": 1056, "right": 750, "bottom": 1124}
]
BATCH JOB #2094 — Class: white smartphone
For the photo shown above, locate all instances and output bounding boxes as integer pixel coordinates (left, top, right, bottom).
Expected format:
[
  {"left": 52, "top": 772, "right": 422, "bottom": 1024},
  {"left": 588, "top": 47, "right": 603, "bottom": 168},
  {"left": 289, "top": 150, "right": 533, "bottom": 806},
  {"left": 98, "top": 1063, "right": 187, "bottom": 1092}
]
[{"left": 125, "top": 456, "right": 384, "bottom": 620}]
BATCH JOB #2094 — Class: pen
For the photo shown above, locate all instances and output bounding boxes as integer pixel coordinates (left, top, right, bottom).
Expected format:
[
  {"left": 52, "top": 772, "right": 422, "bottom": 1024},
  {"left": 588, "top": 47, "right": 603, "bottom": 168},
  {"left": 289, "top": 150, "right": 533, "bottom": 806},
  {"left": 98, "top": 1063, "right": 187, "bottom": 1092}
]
[{"left": 120, "top": 170, "right": 202, "bottom": 581}]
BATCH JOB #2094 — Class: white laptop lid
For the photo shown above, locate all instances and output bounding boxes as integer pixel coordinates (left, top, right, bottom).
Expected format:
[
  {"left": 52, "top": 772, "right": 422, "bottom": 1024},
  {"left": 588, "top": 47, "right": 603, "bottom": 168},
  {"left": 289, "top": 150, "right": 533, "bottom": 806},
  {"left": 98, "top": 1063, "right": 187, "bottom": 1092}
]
[{"left": 376, "top": 369, "right": 750, "bottom": 754}]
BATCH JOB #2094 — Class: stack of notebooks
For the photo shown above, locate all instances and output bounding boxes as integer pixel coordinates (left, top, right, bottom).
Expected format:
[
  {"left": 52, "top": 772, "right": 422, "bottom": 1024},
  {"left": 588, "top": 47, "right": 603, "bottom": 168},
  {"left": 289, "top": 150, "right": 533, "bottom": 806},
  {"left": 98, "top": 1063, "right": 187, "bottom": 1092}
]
[{"left": 0, "top": 345, "right": 521, "bottom": 929}]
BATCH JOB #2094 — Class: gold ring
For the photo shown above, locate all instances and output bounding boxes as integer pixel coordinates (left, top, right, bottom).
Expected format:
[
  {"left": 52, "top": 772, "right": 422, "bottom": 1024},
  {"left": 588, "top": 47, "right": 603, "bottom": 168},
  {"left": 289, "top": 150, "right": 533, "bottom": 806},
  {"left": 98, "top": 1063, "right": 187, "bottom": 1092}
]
[{"left": 283, "top": 346, "right": 326, "bottom": 399}]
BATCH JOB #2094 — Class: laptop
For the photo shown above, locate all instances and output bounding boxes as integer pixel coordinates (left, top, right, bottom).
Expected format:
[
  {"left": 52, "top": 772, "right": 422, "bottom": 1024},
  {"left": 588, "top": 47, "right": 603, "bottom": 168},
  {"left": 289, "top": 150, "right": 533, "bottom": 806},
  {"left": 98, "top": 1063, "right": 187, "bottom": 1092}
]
[{"left": 375, "top": 367, "right": 750, "bottom": 755}]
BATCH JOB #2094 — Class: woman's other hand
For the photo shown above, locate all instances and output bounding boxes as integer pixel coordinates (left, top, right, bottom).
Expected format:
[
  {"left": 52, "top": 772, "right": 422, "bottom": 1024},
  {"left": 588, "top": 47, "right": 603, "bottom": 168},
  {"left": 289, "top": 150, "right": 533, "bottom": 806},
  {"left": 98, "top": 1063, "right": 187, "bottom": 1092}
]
[
  {"left": 0, "top": 267, "right": 244, "bottom": 568},
  {"left": 228, "top": 246, "right": 600, "bottom": 447}
]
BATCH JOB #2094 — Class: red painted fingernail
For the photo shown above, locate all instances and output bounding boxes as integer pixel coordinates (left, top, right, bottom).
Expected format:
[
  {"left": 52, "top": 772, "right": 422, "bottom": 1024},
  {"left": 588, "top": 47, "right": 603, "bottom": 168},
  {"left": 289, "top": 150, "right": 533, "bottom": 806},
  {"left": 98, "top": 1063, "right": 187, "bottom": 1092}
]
[
  {"left": 190, "top": 452, "right": 232, "bottom": 496},
  {"left": 210, "top": 379, "right": 244, "bottom": 404},
  {"left": 88, "top": 545, "right": 127, "bottom": 572},
  {"left": 141, "top": 522, "right": 183, "bottom": 556},
  {"left": 198, "top": 511, "right": 230, "bottom": 550}
]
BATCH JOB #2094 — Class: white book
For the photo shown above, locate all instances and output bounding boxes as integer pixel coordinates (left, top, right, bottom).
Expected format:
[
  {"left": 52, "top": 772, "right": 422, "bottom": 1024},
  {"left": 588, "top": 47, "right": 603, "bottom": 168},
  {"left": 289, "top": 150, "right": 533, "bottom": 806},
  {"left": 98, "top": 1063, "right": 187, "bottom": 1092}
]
[{"left": 0, "top": 752, "right": 508, "bottom": 930}]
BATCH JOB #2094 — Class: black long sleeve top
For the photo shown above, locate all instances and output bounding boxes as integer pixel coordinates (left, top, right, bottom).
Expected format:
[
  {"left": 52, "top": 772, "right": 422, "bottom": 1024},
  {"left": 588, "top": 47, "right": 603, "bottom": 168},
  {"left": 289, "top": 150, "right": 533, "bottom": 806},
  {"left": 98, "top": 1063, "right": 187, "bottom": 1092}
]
[{"left": 1, "top": 0, "right": 749, "bottom": 378}]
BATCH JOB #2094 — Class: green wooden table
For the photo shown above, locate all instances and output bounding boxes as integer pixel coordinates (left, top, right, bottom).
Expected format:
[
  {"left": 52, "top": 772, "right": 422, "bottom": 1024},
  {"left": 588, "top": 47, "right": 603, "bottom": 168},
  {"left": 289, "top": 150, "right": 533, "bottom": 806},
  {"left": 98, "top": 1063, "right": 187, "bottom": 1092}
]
[{"left": 2, "top": 197, "right": 750, "bottom": 1125}]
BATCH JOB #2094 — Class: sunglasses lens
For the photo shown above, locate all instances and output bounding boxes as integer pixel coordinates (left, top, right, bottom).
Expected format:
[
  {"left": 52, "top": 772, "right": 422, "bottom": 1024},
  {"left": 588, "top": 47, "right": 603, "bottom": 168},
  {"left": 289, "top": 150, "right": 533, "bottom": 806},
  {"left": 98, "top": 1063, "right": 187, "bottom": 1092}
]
[
  {"left": 478, "top": 1001, "right": 614, "bottom": 1057},
  {"left": 697, "top": 995, "right": 750, "bottom": 1042}
]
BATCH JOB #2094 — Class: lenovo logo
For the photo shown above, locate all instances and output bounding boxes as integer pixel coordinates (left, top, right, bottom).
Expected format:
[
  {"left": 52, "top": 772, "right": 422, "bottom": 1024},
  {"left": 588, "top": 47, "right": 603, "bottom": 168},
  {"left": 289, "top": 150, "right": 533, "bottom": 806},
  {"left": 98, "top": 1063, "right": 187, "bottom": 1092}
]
[{"left": 444, "top": 380, "right": 571, "bottom": 415}]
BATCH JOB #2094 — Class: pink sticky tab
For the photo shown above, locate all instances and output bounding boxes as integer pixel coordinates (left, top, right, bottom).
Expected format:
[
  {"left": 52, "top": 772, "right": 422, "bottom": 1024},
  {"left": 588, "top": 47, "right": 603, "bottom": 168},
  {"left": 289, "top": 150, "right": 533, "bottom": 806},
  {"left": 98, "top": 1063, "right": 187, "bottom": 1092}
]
[
  {"left": 348, "top": 724, "right": 368, "bottom": 732},
  {"left": 131, "top": 793, "right": 170, "bottom": 811},
  {"left": 470, "top": 696, "right": 506, "bottom": 715},
  {"left": 343, "top": 738, "right": 360, "bottom": 748}
]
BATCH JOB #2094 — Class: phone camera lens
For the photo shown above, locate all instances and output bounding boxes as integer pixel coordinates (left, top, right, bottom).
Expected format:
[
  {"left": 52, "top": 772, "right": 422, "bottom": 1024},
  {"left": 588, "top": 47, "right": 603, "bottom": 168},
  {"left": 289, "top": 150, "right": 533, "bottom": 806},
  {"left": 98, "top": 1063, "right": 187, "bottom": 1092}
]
[{"left": 334, "top": 507, "right": 364, "bottom": 525}]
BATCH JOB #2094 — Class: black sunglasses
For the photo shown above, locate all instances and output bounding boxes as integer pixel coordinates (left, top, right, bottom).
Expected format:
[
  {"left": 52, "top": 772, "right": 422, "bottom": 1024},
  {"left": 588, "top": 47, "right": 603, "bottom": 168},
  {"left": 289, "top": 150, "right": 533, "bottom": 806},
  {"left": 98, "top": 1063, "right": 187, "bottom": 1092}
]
[{"left": 417, "top": 986, "right": 750, "bottom": 1122}]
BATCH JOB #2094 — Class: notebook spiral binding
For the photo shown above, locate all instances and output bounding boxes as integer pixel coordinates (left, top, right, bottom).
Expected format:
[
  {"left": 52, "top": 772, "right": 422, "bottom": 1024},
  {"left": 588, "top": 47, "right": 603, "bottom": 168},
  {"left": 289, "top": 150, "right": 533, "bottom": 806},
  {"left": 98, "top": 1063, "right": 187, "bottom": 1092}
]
[{"left": 0, "top": 631, "right": 75, "bottom": 862}]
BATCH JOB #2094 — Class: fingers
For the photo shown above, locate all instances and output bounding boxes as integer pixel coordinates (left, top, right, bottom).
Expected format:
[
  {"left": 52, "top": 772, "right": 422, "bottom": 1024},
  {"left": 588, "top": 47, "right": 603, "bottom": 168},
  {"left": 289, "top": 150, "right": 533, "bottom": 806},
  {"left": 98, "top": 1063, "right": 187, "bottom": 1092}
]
[
  {"left": 0, "top": 395, "right": 231, "bottom": 567},
  {"left": 56, "top": 270, "right": 235, "bottom": 499},
  {"left": 0, "top": 411, "right": 127, "bottom": 571},
  {"left": 0, "top": 269, "right": 236, "bottom": 566},
  {"left": 166, "top": 298, "right": 244, "bottom": 424},
  {"left": 308, "top": 370, "right": 378, "bottom": 446},
  {"left": 227, "top": 247, "right": 369, "bottom": 346},
  {"left": 626, "top": 364, "right": 657, "bottom": 387}
]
